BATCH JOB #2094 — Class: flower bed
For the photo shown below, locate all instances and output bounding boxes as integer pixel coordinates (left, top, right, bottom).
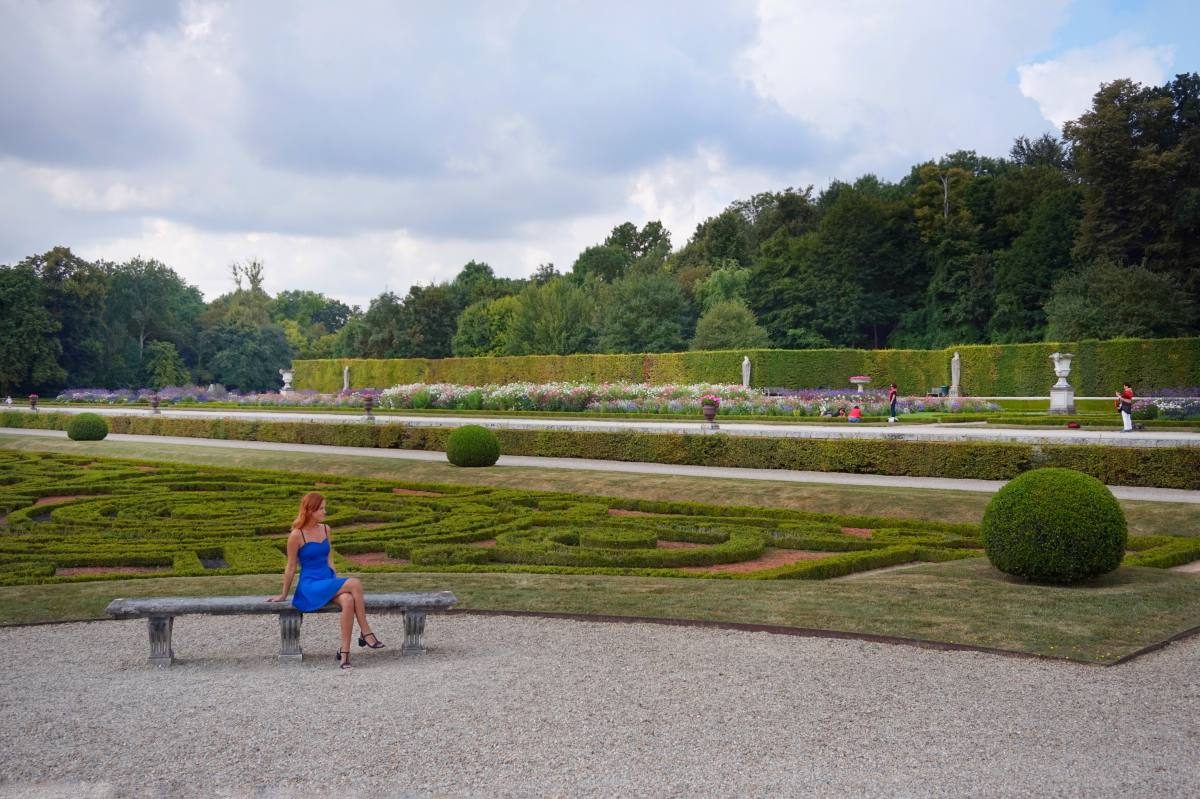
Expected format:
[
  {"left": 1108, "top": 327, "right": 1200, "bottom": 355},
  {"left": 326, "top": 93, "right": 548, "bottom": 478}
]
[{"left": 56, "top": 381, "right": 1004, "bottom": 416}]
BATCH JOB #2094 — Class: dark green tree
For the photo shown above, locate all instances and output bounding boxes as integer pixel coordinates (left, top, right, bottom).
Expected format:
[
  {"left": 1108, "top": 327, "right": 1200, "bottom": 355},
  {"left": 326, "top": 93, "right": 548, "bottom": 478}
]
[
  {"left": 595, "top": 270, "right": 691, "bottom": 353},
  {"left": 506, "top": 278, "right": 595, "bottom": 355},
  {"left": 689, "top": 300, "right": 771, "bottom": 351},
  {"left": 452, "top": 296, "right": 519, "bottom": 356},
  {"left": 1043, "top": 259, "right": 1197, "bottom": 341},
  {"left": 570, "top": 244, "right": 629, "bottom": 283},
  {"left": 198, "top": 321, "right": 293, "bottom": 392},
  {"left": 1064, "top": 74, "right": 1200, "bottom": 303},
  {"left": 0, "top": 264, "right": 65, "bottom": 392}
]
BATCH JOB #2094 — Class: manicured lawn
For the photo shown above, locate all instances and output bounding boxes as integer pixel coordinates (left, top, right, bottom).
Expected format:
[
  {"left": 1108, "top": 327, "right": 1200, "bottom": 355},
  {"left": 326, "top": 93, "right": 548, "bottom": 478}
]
[{"left": 3, "top": 561, "right": 1198, "bottom": 664}]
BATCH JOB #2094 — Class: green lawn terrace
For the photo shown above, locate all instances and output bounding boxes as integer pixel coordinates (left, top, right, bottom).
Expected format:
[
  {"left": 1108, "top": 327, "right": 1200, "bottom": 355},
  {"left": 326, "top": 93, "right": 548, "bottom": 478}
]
[{"left": 2, "top": 450, "right": 1198, "bottom": 589}]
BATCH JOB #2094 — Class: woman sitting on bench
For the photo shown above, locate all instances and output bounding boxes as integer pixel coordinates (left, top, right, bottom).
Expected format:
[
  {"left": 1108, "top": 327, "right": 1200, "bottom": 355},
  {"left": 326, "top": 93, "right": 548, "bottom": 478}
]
[{"left": 267, "top": 491, "right": 384, "bottom": 669}]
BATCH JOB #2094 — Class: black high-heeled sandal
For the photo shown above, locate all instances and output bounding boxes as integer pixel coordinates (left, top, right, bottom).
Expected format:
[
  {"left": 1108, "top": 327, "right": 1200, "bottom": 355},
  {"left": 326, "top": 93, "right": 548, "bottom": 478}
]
[
  {"left": 358, "top": 631, "right": 386, "bottom": 649},
  {"left": 335, "top": 649, "right": 352, "bottom": 669}
]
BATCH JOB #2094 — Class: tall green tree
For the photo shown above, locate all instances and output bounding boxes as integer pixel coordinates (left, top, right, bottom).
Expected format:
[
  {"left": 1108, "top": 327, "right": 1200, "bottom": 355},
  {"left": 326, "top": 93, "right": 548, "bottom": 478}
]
[
  {"left": 0, "top": 264, "right": 65, "bottom": 393},
  {"left": 452, "top": 296, "right": 519, "bottom": 356},
  {"left": 506, "top": 278, "right": 595, "bottom": 355},
  {"left": 16, "top": 247, "right": 109, "bottom": 387},
  {"left": 1064, "top": 74, "right": 1200, "bottom": 302},
  {"left": 1043, "top": 259, "right": 1197, "bottom": 341},
  {"left": 690, "top": 300, "right": 771, "bottom": 351},
  {"left": 595, "top": 270, "right": 692, "bottom": 353},
  {"left": 105, "top": 257, "right": 204, "bottom": 386},
  {"left": 570, "top": 244, "right": 629, "bottom": 284}
]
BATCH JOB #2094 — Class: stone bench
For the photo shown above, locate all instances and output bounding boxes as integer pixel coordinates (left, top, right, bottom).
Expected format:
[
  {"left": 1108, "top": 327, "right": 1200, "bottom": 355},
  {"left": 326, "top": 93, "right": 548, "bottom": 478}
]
[{"left": 105, "top": 591, "right": 458, "bottom": 667}]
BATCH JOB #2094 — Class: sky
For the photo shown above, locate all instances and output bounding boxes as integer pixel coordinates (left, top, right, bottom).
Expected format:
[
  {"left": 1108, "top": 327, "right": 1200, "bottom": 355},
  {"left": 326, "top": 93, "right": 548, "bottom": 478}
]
[{"left": 0, "top": 0, "right": 1195, "bottom": 309}]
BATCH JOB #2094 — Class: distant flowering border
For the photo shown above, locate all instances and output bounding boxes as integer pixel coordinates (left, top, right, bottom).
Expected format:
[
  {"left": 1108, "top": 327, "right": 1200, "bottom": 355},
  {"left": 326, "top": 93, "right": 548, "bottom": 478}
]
[
  {"left": 377, "top": 382, "right": 1002, "bottom": 416},
  {"left": 54, "top": 382, "right": 1199, "bottom": 418},
  {"left": 56, "top": 386, "right": 369, "bottom": 407}
]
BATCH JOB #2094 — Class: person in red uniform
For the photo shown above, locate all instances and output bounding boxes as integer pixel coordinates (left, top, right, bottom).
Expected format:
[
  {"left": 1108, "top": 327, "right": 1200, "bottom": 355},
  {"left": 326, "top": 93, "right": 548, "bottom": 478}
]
[
  {"left": 1115, "top": 382, "right": 1135, "bottom": 431},
  {"left": 848, "top": 405, "right": 862, "bottom": 423}
]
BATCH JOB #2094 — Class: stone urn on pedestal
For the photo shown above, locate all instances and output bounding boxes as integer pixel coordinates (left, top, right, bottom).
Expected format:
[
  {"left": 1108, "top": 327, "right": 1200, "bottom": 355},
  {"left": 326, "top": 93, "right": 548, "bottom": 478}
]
[
  {"left": 150, "top": 392, "right": 160, "bottom": 414},
  {"left": 279, "top": 368, "right": 294, "bottom": 395},
  {"left": 28, "top": 393, "right": 38, "bottom": 412},
  {"left": 849, "top": 375, "right": 871, "bottom": 393},
  {"left": 1048, "top": 352, "right": 1075, "bottom": 414},
  {"left": 700, "top": 395, "right": 720, "bottom": 428}
]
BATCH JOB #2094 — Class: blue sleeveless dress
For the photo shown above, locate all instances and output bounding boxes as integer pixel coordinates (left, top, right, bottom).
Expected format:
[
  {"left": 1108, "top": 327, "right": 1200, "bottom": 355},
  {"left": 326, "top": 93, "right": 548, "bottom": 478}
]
[{"left": 291, "top": 534, "right": 347, "bottom": 612}]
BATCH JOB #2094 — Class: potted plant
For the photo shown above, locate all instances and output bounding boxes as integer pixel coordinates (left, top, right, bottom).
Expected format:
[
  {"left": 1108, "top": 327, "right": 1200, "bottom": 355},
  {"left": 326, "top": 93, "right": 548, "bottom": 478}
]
[
  {"left": 700, "top": 394, "right": 720, "bottom": 423},
  {"left": 28, "top": 393, "right": 38, "bottom": 412}
]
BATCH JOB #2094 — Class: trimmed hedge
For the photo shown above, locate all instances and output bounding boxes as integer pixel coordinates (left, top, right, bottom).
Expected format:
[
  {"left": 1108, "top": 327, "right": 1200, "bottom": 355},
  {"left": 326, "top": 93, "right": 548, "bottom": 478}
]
[
  {"left": 445, "top": 424, "right": 500, "bottom": 467},
  {"left": 5, "top": 411, "right": 1198, "bottom": 488},
  {"left": 66, "top": 413, "right": 108, "bottom": 441},
  {"left": 293, "top": 337, "right": 1200, "bottom": 396},
  {"left": 982, "top": 468, "right": 1128, "bottom": 584}
]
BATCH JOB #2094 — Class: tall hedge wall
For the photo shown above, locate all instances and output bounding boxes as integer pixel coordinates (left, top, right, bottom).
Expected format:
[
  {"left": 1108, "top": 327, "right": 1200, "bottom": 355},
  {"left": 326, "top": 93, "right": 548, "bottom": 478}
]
[{"left": 294, "top": 338, "right": 1200, "bottom": 396}]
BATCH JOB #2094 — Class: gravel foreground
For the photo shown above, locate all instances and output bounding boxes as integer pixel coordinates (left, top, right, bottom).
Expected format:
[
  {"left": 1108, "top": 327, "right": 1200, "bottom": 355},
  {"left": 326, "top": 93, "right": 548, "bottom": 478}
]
[{"left": 1, "top": 613, "right": 1197, "bottom": 798}]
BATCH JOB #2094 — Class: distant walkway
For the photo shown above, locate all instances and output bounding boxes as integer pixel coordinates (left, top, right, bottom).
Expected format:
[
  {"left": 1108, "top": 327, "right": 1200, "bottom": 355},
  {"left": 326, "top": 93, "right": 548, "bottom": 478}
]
[
  {"left": 9, "top": 404, "right": 1200, "bottom": 448},
  {"left": 4, "top": 427, "right": 1196, "bottom": 504}
]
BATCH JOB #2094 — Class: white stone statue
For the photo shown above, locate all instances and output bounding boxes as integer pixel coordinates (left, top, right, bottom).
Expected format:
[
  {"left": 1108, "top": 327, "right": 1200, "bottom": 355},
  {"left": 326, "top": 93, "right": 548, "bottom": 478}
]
[
  {"left": 279, "top": 368, "right": 294, "bottom": 394},
  {"left": 342, "top": 365, "right": 351, "bottom": 392},
  {"left": 741, "top": 356, "right": 751, "bottom": 388},
  {"left": 949, "top": 351, "right": 961, "bottom": 397},
  {"left": 1048, "top": 351, "right": 1075, "bottom": 414}
]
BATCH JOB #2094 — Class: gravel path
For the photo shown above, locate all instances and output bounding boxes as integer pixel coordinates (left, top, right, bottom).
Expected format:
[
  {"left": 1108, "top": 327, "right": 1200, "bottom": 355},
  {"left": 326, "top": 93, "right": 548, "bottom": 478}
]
[{"left": 1, "top": 614, "right": 1198, "bottom": 798}]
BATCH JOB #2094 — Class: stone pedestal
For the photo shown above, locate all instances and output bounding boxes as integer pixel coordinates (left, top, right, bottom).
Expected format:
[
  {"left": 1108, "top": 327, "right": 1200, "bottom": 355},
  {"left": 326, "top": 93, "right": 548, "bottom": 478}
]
[
  {"left": 402, "top": 610, "right": 427, "bottom": 655},
  {"left": 1049, "top": 385, "right": 1076, "bottom": 414},
  {"left": 147, "top": 616, "right": 174, "bottom": 667},
  {"left": 279, "top": 610, "right": 303, "bottom": 663}
]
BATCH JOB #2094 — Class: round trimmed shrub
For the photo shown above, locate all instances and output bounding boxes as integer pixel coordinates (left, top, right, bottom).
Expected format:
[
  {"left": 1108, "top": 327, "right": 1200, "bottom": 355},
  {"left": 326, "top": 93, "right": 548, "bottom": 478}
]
[
  {"left": 982, "top": 467, "right": 1127, "bottom": 584},
  {"left": 445, "top": 424, "right": 500, "bottom": 467},
  {"left": 66, "top": 413, "right": 109, "bottom": 441}
]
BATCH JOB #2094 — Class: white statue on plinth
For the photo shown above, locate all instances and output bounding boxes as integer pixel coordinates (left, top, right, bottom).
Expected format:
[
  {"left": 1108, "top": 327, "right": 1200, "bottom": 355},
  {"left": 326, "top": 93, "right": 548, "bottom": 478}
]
[
  {"left": 342, "top": 365, "right": 350, "bottom": 392},
  {"left": 741, "top": 356, "right": 751, "bottom": 388},
  {"left": 1048, "top": 351, "right": 1075, "bottom": 414},
  {"left": 949, "top": 351, "right": 961, "bottom": 397}
]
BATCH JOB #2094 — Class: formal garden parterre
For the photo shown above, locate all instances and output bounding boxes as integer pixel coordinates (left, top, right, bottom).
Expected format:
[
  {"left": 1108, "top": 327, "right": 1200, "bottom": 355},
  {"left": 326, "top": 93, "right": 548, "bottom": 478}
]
[{"left": 2, "top": 450, "right": 1198, "bottom": 589}]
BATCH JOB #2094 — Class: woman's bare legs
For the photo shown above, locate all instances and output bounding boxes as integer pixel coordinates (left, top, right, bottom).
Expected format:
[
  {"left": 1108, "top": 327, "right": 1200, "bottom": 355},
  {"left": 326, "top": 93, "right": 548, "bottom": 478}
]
[
  {"left": 336, "top": 577, "right": 377, "bottom": 640},
  {"left": 334, "top": 593, "right": 354, "bottom": 665}
]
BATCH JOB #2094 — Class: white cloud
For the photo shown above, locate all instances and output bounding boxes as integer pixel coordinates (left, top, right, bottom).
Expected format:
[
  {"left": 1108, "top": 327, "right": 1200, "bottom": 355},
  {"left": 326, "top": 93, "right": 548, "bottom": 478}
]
[
  {"left": 739, "top": 0, "right": 1069, "bottom": 174},
  {"left": 1017, "top": 36, "right": 1175, "bottom": 128}
]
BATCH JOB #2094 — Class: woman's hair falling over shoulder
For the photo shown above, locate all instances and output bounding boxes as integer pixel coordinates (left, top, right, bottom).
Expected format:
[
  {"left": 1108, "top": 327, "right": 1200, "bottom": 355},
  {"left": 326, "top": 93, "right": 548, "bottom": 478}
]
[{"left": 293, "top": 491, "right": 325, "bottom": 531}]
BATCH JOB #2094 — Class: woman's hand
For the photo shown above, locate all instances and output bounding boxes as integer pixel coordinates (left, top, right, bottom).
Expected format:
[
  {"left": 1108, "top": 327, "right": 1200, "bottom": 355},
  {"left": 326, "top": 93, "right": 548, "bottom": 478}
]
[{"left": 266, "top": 593, "right": 287, "bottom": 602}]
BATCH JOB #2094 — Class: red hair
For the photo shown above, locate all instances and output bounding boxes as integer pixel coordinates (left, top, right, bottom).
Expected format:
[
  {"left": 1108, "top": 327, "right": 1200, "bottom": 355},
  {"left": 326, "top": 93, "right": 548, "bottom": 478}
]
[{"left": 292, "top": 491, "right": 325, "bottom": 531}]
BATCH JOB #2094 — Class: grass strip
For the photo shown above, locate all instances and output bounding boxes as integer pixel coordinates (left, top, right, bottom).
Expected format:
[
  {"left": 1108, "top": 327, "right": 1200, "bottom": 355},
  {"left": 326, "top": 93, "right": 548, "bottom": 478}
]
[{"left": 4, "top": 560, "right": 1199, "bottom": 664}]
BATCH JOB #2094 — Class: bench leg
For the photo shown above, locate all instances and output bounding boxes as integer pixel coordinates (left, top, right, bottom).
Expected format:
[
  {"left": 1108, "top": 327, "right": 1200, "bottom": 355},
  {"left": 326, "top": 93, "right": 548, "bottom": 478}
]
[
  {"left": 279, "top": 610, "right": 303, "bottom": 663},
  {"left": 402, "top": 610, "right": 427, "bottom": 655},
  {"left": 148, "top": 615, "right": 174, "bottom": 667}
]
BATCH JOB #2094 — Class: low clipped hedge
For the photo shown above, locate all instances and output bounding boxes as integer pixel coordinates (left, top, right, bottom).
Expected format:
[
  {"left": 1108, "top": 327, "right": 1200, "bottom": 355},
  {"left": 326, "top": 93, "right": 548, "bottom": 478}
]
[
  {"left": 579, "top": 529, "right": 658, "bottom": 549},
  {"left": 66, "top": 413, "right": 108, "bottom": 441},
  {"left": 4, "top": 411, "right": 1198, "bottom": 488},
  {"left": 982, "top": 468, "right": 1127, "bottom": 584},
  {"left": 445, "top": 424, "right": 500, "bottom": 467}
]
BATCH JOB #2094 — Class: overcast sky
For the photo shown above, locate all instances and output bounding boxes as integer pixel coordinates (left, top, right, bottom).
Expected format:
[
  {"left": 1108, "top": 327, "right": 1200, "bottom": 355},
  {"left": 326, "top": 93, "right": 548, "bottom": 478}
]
[{"left": 1, "top": 0, "right": 1195, "bottom": 308}]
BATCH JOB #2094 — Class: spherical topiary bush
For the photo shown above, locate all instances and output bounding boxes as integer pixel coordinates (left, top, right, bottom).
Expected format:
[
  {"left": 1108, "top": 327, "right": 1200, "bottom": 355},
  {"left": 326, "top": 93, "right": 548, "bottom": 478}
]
[
  {"left": 445, "top": 424, "right": 500, "bottom": 467},
  {"left": 982, "top": 467, "right": 1127, "bottom": 584},
  {"left": 66, "top": 413, "right": 109, "bottom": 441}
]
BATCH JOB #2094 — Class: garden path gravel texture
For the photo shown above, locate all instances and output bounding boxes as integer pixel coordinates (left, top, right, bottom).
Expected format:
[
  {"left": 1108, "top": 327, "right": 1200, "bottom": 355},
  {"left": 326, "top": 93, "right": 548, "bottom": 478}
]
[{"left": 1, "top": 615, "right": 1198, "bottom": 798}]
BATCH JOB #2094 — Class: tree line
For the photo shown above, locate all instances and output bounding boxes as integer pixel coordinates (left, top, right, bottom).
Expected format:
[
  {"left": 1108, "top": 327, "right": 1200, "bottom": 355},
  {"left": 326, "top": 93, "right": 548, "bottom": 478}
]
[{"left": 2, "top": 74, "right": 1197, "bottom": 394}]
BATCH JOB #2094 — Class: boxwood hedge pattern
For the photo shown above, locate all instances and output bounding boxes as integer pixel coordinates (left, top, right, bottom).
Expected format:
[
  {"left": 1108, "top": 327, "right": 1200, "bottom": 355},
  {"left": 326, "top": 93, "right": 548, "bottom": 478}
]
[{"left": 0, "top": 451, "right": 1192, "bottom": 587}]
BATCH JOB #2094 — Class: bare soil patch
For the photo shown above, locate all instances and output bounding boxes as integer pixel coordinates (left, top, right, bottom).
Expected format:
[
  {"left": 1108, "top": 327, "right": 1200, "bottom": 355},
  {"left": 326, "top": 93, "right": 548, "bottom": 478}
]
[
  {"left": 34, "top": 495, "right": 88, "bottom": 507},
  {"left": 393, "top": 488, "right": 444, "bottom": 497},
  {"left": 55, "top": 566, "right": 167, "bottom": 576},
  {"left": 841, "top": 527, "right": 874, "bottom": 539},
  {"left": 680, "top": 548, "right": 834, "bottom": 575},
  {"left": 471, "top": 539, "right": 498, "bottom": 548},
  {"left": 340, "top": 551, "right": 410, "bottom": 567},
  {"left": 657, "top": 541, "right": 703, "bottom": 549}
]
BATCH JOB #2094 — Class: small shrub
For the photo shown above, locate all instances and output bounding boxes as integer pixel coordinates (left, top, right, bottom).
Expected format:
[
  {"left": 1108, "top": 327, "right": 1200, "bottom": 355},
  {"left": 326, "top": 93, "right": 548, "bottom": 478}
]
[
  {"left": 445, "top": 424, "right": 501, "bottom": 467},
  {"left": 982, "top": 467, "right": 1127, "bottom": 584},
  {"left": 66, "top": 413, "right": 109, "bottom": 441}
]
